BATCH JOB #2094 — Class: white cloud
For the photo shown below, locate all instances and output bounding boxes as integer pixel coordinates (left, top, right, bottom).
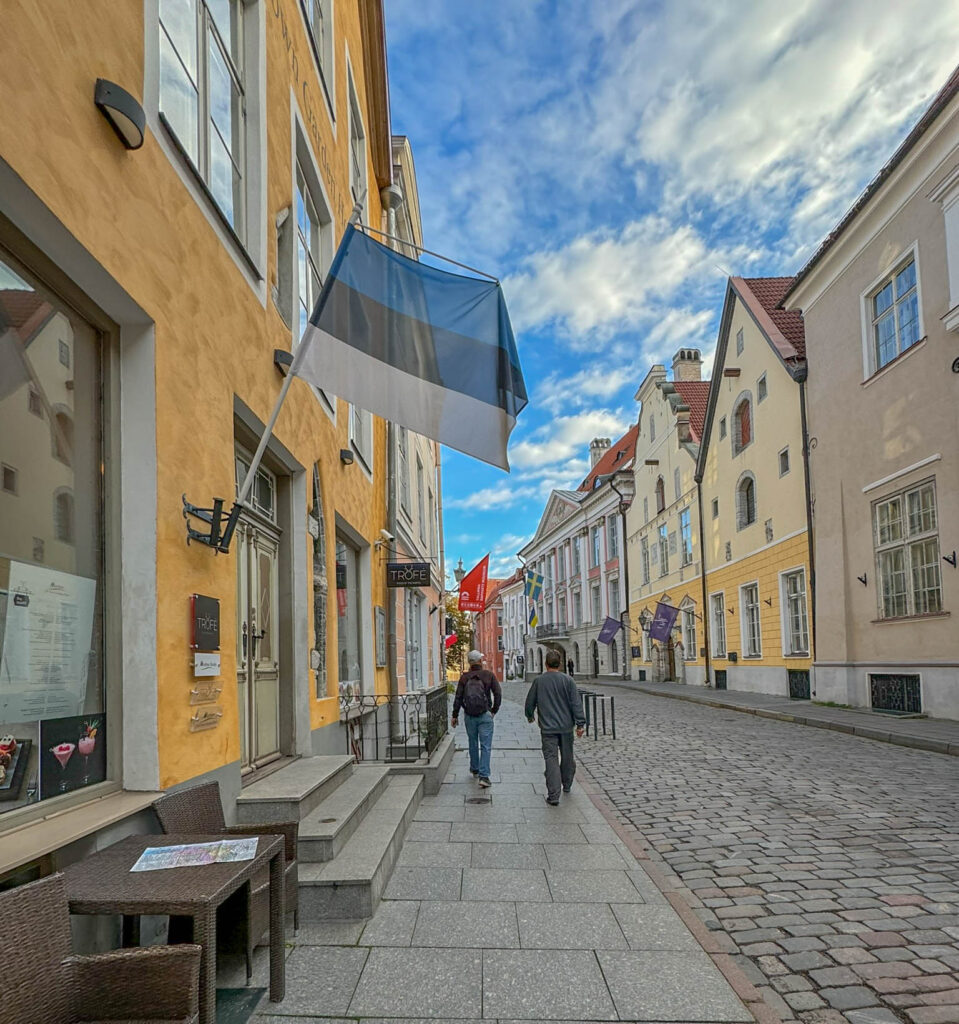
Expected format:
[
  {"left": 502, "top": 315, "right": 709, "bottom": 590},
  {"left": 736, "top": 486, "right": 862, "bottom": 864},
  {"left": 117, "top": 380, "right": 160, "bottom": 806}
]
[
  {"left": 536, "top": 366, "right": 635, "bottom": 407},
  {"left": 444, "top": 482, "right": 537, "bottom": 511},
  {"left": 510, "top": 409, "right": 633, "bottom": 469}
]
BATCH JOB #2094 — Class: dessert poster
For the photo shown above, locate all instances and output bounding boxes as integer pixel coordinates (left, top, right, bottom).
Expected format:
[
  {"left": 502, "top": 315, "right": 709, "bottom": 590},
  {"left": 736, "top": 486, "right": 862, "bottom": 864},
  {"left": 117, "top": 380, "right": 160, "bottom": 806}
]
[
  {"left": 0, "top": 561, "right": 97, "bottom": 722},
  {"left": 39, "top": 713, "right": 105, "bottom": 799}
]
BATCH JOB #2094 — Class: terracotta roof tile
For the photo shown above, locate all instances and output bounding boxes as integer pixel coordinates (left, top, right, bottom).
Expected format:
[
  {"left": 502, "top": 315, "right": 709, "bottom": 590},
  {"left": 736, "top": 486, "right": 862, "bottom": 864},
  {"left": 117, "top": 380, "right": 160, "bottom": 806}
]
[
  {"left": 0, "top": 289, "right": 49, "bottom": 337},
  {"left": 578, "top": 423, "right": 638, "bottom": 491},
  {"left": 741, "top": 277, "right": 806, "bottom": 359},
  {"left": 672, "top": 380, "right": 711, "bottom": 442}
]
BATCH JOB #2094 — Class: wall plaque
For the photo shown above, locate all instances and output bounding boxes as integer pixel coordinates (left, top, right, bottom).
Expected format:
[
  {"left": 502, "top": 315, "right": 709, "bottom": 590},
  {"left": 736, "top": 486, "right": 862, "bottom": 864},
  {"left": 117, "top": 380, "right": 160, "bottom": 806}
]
[
  {"left": 191, "top": 594, "right": 220, "bottom": 651},
  {"left": 386, "top": 562, "right": 430, "bottom": 588},
  {"left": 193, "top": 652, "right": 221, "bottom": 677}
]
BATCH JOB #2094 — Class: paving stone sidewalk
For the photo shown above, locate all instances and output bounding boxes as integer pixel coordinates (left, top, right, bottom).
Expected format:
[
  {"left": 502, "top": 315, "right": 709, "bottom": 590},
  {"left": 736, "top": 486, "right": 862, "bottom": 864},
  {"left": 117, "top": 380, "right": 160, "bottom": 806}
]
[
  {"left": 553, "top": 682, "right": 959, "bottom": 1024},
  {"left": 244, "top": 697, "right": 757, "bottom": 1023}
]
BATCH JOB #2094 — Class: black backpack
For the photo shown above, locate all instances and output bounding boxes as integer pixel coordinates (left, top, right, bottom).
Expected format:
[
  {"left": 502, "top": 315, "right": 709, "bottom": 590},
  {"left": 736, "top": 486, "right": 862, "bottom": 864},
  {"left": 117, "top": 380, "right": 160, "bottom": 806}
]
[{"left": 461, "top": 672, "right": 489, "bottom": 716}]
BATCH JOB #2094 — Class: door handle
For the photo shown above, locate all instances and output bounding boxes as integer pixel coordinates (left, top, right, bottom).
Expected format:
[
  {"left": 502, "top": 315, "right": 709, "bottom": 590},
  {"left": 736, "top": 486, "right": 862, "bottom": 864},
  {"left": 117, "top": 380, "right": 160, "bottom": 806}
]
[
  {"left": 242, "top": 621, "right": 248, "bottom": 661},
  {"left": 250, "top": 627, "right": 266, "bottom": 659}
]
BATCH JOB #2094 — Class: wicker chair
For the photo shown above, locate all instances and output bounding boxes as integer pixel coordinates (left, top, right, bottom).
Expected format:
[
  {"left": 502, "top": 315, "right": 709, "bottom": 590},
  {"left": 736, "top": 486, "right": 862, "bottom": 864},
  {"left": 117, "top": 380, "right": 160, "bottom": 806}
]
[
  {"left": 153, "top": 781, "right": 299, "bottom": 978},
  {"left": 2, "top": 872, "right": 200, "bottom": 1024}
]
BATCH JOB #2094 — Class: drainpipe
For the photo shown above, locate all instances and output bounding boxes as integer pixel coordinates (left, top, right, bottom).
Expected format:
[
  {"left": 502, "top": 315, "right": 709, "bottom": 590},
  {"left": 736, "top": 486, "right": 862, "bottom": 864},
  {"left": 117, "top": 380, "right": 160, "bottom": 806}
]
[
  {"left": 695, "top": 473, "right": 712, "bottom": 687},
  {"left": 796, "top": 368, "right": 817, "bottom": 670}
]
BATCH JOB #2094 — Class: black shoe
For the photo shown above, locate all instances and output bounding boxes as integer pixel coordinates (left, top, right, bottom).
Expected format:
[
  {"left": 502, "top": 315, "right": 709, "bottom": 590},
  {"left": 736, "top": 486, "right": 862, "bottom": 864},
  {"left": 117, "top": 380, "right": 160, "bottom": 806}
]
[
  {"left": 562, "top": 786, "right": 572, "bottom": 793},
  {"left": 470, "top": 768, "right": 479, "bottom": 776},
  {"left": 545, "top": 797, "right": 559, "bottom": 806}
]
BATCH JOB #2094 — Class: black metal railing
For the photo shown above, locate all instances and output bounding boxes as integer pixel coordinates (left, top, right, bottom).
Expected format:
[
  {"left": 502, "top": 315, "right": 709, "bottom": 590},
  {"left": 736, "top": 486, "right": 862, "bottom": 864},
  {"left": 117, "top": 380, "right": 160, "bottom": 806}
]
[
  {"left": 535, "top": 622, "right": 569, "bottom": 640},
  {"left": 340, "top": 683, "right": 449, "bottom": 763}
]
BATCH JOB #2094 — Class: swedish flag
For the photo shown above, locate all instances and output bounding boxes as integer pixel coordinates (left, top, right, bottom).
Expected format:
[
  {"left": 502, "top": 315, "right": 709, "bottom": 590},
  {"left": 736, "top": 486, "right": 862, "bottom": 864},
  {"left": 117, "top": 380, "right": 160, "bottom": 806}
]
[{"left": 524, "top": 571, "right": 544, "bottom": 602}]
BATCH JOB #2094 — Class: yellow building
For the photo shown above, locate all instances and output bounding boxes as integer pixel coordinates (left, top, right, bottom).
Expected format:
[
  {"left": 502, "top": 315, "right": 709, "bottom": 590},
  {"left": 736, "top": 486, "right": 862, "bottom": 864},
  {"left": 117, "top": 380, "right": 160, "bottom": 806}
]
[
  {"left": 696, "top": 278, "right": 814, "bottom": 696},
  {"left": 0, "top": 1, "right": 427, "bottom": 879}
]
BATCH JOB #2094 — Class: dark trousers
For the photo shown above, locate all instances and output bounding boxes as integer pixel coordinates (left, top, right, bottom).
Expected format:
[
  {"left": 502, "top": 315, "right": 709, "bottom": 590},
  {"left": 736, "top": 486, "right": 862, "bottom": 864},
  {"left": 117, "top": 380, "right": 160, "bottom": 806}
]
[{"left": 541, "top": 731, "right": 575, "bottom": 800}]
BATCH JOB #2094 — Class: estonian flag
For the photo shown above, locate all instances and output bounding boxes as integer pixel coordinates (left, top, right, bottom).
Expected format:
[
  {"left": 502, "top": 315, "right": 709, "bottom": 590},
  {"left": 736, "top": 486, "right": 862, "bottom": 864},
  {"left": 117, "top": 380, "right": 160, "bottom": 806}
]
[{"left": 291, "top": 225, "right": 528, "bottom": 471}]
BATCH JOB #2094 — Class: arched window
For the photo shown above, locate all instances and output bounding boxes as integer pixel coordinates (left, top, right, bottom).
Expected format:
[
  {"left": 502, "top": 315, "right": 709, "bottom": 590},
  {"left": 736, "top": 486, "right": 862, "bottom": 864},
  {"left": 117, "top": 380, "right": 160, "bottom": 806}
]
[
  {"left": 610, "top": 637, "right": 619, "bottom": 673},
  {"left": 655, "top": 476, "right": 665, "bottom": 513},
  {"left": 736, "top": 472, "right": 757, "bottom": 529},
  {"left": 732, "top": 396, "right": 752, "bottom": 455},
  {"left": 52, "top": 410, "right": 73, "bottom": 466},
  {"left": 53, "top": 488, "right": 74, "bottom": 543},
  {"left": 573, "top": 641, "right": 580, "bottom": 672},
  {"left": 311, "top": 466, "right": 328, "bottom": 697}
]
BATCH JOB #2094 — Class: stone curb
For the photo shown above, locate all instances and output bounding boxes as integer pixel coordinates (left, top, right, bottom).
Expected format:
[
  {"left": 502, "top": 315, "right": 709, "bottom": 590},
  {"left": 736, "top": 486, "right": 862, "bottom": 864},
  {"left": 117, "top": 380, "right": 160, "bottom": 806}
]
[
  {"left": 577, "top": 767, "right": 789, "bottom": 1024},
  {"left": 619, "top": 684, "right": 959, "bottom": 758}
]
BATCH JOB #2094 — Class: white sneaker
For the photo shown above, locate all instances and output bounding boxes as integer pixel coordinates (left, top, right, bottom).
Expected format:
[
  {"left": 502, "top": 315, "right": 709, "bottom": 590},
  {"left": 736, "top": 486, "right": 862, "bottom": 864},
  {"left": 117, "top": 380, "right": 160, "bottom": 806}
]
[{"left": 478, "top": 777, "right": 491, "bottom": 788}]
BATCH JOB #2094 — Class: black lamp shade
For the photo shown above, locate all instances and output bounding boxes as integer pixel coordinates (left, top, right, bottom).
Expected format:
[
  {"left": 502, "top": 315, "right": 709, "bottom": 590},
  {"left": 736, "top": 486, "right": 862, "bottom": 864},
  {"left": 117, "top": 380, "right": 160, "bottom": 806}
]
[{"left": 94, "top": 79, "right": 145, "bottom": 150}]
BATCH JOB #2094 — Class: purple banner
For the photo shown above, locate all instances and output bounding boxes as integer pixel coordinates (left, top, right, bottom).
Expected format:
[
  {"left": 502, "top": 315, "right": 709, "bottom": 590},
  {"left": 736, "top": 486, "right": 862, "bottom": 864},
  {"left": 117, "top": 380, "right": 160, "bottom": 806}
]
[
  {"left": 647, "top": 602, "right": 680, "bottom": 643},
  {"left": 597, "top": 616, "right": 621, "bottom": 645}
]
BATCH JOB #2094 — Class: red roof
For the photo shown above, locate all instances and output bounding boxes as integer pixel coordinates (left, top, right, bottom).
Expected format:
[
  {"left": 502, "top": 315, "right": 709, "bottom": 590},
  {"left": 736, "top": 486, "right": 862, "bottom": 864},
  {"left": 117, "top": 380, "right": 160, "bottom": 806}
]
[
  {"left": 578, "top": 423, "right": 639, "bottom": 491},
  {"left": 672, "top": 380, "right": 710, "bottom": 442},
  {"left": 740, "top": 277, "right": 806, "bottom": 359},
  {"left": 483, "top": 578, "right": 507, "bottom": 610}
]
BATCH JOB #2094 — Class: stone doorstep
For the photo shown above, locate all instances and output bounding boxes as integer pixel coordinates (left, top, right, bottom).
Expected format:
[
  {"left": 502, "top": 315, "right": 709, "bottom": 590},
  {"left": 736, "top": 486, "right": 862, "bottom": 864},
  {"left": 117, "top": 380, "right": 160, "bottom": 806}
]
[
  {"left": 383, "top": 730, "right": 456, "bottom": 795},
  {"left": 296, "top": 765, "right": 391, "bottom": 863},
  {"left": 297, "top": 774, "right": 423, "bottom": 920},
  {"left": 235, "top": 754, "right": 356, "bottom": 824}
]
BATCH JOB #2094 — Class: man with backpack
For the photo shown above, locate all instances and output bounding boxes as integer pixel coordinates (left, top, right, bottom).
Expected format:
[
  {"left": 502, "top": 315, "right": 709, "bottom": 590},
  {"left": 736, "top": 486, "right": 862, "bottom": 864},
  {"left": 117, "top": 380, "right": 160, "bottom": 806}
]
[
  {"left": 451, "top": 650, "right": 502, "bottom": 787},
  {"left": 525, "top": 649, "right": 586, "bottom": 805}
]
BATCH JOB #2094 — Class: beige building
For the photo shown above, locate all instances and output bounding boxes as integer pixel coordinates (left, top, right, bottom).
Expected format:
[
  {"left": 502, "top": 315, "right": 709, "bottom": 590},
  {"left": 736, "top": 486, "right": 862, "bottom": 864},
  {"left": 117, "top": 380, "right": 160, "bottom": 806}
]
[
  {"left": 784, "top": 68, "right": 959, "bottom": 719},
  {"left": 627, "top": 350, "right": 709, "bottom": 684},
  {"left": 696, "top": 279, "right": 813, "bottom": 696}
]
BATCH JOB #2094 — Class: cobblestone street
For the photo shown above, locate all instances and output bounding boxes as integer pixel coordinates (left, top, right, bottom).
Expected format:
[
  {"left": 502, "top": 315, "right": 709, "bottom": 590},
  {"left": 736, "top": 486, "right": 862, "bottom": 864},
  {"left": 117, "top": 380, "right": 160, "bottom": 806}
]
[{"left": 507, "top": 682, "right": 959, "bottom": 1024}]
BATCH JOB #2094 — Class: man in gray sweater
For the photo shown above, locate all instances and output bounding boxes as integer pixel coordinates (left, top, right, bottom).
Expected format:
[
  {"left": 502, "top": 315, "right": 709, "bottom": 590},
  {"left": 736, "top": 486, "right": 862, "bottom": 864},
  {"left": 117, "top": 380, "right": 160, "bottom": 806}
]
[{"left": 525, "top": 649, "right": 586, "bottom": 805}]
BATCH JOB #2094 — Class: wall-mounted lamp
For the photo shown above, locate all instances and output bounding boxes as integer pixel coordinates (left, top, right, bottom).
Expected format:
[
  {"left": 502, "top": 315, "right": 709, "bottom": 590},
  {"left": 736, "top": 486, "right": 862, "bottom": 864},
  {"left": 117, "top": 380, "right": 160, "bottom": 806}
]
[
  {"left": 339, "top": 448, "right": 354, "bottom": 465},
  {"left": 857, "top": 573, "right": 868, "bottom": 586},
  {"left": 94, "top": 79, "right": 145, "bottom": 150}
]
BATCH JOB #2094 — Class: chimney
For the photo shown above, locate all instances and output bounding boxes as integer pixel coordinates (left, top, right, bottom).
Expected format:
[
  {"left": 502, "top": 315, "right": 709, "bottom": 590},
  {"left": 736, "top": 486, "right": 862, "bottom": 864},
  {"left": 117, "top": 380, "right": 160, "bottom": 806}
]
[
  {"left": 589, "top": 437, "right": 611, "bottom": 467},
  {"left": 672, "top": 348, "right": 703, "bottom": 382}
]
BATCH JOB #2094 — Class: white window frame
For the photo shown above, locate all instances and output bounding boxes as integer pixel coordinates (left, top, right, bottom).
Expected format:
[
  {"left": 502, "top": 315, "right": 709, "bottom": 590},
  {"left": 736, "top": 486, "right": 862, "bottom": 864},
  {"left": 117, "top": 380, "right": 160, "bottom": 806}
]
[
  {"left": 679, "top": 507, "right": 692, "bottom": 565},
  {"left": 872, "top": 477, "right": 942, "bottom": 619},
  {"left": 739, "top": 581, "right": 761, "bottom": 658},
  {"left": 736, "top": 327, "right": 744, "bottom": 355},
  {"left": 860, "top": 243, "right": 924, "bottom": 378},
  {"left": 757, "top": 373, "right": 767, "bottom": 403},
  {"left": 710, "top": 592, "right": 726, "bottom": 656},
  {"left": 640, "top": 536, "right": 650, "bottom": 585},
  {"left": 711, "top": 497, "right": 719, "bottom": 519},
  {"left": 346, "top": 58, "right": 367, "bottom": 212},
  {"left": 736, "top": 471, "right": 757, "bottom": 530},
  {"left": 349, "top": 403, "right": 373, "bottom": 473},
  {"left": 591, "top": 525, "right": 601, "bottom": 567},
  {"left": 607, "top": 578, "right": 620, "bottom": 620},
  {"left": 416, "top": 455, "right": 425, "bottom": 544},
  {"left": 779, "top": 567, "right": 809, "bottom": 656},
  {"left": 398, "top": 427, "right": 410, "bottom": 515},
  {"left": 681, "top": 604, "right": 697, "bottom": 660},
  {"left": 590, "top": 584, "right": 601, "bottom": 623},
  {"left": 674, "top": 466, "right": 681, "bottom": 501},
  {"left": 778, "top": 446, "right": 790, "bottom": 477},
  {"left": 297, "top": 0, "right": 335, "bottom": 119},
  {"left": 606, "top": 517, "right": 619, "bottom": 559},
  {"left": 719, "top": 416, "right": 727, "bottom": 440},
  {"left": 658, "top": 523, "right": 669, "bottom": 576}
]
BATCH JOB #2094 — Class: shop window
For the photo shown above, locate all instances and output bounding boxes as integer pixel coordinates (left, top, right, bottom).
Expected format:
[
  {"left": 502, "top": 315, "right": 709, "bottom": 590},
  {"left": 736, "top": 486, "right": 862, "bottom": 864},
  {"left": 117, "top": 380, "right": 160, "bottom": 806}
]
[{"left": 0, "top": 248, "right": 107, "bottom": 821}]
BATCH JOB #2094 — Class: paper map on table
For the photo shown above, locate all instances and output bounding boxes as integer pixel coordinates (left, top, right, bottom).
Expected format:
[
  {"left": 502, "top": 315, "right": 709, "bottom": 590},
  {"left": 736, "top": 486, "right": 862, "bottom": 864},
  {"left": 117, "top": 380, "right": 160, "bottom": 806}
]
[{"left": 130, "top": 838, "right": 258, "bottom": 872}]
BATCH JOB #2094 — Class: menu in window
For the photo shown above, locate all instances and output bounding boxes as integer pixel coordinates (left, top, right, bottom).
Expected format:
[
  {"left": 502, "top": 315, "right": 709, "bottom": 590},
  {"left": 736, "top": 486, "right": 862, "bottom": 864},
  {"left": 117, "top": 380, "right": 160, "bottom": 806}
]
[{"left": 0, "top": 561, "right": 97, "bottom": 722}]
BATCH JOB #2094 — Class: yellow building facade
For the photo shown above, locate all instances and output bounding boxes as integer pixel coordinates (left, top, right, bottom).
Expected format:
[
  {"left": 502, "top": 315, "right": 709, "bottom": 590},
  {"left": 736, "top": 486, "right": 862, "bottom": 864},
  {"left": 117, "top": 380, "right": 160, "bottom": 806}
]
[
  {"left": 0, "top": 0, "right": 418, "bottom": 876},
  {"left": 696, "top": 278, "right": 814, "bottom": 696}
]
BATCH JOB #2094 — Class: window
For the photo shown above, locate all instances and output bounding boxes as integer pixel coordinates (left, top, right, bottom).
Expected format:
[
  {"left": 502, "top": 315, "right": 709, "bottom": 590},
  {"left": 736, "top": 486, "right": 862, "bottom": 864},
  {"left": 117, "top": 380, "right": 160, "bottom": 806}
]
[
  {"left": 733, "top": 397, "right": 752, "bottom": 454},
  {"left": 736, "top": 327, "right": 744, "bottom": 355},
  {"left": 868, "top": 256, "right": 921, "bottom": 372},
  {"left": 428, "top": 489, "right": 435, "bottom": 552},
  {"left": 235, "top": 449, "right": 277, "bottom": 522},
  {"left": 405, "top": 589, "right": 423, "bottom": 689},
  {"left": 590, "top": 585, "right": 601, "bottom": 622},
  {"left": 28, "top": 387, "right": 42, "bottom": 417},
  {"left": 737, "top": 473, "right": 757, "bottom": 529},
  {"left": 649, "top": 415, "right": 656, "bottom": 441},
  {"left": 0, "top": 249, "right": 107, "bottom": 819},
  {"left": 719, "top": 416, "right": 727, "bottom": 439},
  {"left": 778, "top": 447, "right": 790, "bottom": 476},
  {"left": 350, "top": 404, "right": 372, "bottom": 469},
  {"left": 658, "top": 523, "right": 669, "bottom": 576},
  {"left": 159, "top": 0, "right": 248, "bottom": 236},
  {"left": 711, "top": 498, "right": 719, "bottom": 519},
  {"left": 497, "top": 635, "right": 504, "bottom": 651},
  {"left": 299, "top": 0, "right": 333, "bottom": 101},
  {"left": 59, "top": 339, "right": 70, "bottom": 367},
  {"left": 757, "top": 373, "right": 767, "bottom": 402},
  {"left": 558, "top": 595, "right": 567, "bottom": 626},
  {"left": 572, "top": 590, "right": 582, "bottom": 626},
  {"left": 655, "top": 476, "right": 665, "bottom": 514},
  {"left": 682, "top": 606, "right": 697, "bottom": 659},
  {"left": 674, "top": 466, "right": 681, "bottom": 501},
  {"left": 873, "top": 480, "right": 942, "bottom": 618},
  {"left": 711, "top": 593, "right": 726, "bottom": 656},
  {"left": 643, "top": 497, "right": 648, "bottom": 523},
  {"left": 640, "top": 537, "right": 650, "bottom": 585},
  {"left": 496, "top": 609, "right": 503, "bottom": 627},
  {"left": 572, "top": 536, "right": 581, "bottom": 575},
  {"left": 591, "top": 525, "right": 601, "bottom": 567},
  {"left": 741, "top": 583, "right": 761, "bottom": 656},
  {"left": 336, "top": 536, "right": 363, "bottom": 701},
  {"left": 415, "top": 456, "right": 425, "bottom": 542},
  {"left": 680, "top": 507, "right": 692, "bottom": 565},
  {"left": 782, "top": 570, "right": 809, "bottom": 655},
  {"left": 398, "top": 427, "right": 410, "bottom": 514},
  {"left": 608, "top": 583, "right": 620, "bottom": 620},
  {"left": 347, "top": 64, "right": 366, "bottom": 206},
  {"left": 53, "top": 490, "right": 75, "bottom": 543},
  {"left": 606, "top": 518, "right": 618, "bottom": 559}
]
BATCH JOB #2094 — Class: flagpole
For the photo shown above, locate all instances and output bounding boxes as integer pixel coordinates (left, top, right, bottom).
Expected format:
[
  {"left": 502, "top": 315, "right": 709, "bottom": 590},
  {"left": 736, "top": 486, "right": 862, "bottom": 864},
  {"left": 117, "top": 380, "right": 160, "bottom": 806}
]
[{"left": 235, "top": 203, "right": 365, "bottom": 507}]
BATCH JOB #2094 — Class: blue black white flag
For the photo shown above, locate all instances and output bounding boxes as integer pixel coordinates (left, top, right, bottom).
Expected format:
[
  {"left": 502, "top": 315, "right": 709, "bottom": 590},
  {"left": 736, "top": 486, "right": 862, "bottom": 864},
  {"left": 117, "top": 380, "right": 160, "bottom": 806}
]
[{"left": 291, "top": 224, "right": 528, "bottom": 471}]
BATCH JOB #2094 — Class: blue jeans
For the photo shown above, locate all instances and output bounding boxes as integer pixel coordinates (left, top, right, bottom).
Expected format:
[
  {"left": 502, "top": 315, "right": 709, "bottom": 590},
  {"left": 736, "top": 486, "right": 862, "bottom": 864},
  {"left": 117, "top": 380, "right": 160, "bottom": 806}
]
[{"left": 464, "top": 711, "right": 494, "bottom": 779}]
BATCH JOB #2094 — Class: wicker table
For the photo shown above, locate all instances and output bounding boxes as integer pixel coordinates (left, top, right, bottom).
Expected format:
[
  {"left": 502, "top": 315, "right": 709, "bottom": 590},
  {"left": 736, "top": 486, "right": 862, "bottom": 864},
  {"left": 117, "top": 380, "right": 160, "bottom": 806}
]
[{"left": 64, "top": 833, "right": 285, "bottom": 1024}]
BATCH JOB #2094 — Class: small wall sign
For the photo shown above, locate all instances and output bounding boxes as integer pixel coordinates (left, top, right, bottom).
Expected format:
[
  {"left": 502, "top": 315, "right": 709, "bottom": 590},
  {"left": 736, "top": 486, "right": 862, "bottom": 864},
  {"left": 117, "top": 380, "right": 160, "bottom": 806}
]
[
  {"left": 191, "top": 594, "right": 220, "bottom": 651},
  {"left": 386, "top": 562, "right": 430, "bottom": 588},
  {"left": 193, "top": 652, "right": 221, "bottom": 677}
]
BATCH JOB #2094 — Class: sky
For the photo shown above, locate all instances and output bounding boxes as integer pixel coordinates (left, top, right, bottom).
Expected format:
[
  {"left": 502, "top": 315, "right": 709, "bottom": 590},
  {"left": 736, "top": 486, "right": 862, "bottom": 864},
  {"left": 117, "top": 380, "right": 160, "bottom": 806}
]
[{"left": 384, "top": 0, "right": 959, "bottom": 582}]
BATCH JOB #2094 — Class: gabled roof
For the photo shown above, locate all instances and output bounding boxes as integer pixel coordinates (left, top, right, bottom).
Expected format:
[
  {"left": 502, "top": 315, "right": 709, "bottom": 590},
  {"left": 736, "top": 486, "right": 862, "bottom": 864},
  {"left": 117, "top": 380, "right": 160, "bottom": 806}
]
[
  {"left": 672, "top": 381, "right": 710, "bottom": 442},
  {"left": 483, "top": 578, "right": 506, "bottom": 610},
  {"left": 740, "top": 278, "right": 805, "bottom": 359},
  {"left": 579, "top": 424, "right": 639, "bottom": 491},
  {"left": 784, "top": 62, "right": 959, "bottom": 305}
]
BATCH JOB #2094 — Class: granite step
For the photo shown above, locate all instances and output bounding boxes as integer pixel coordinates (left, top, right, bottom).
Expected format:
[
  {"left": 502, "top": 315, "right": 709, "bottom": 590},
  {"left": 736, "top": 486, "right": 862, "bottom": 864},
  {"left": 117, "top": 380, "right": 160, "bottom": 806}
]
[
  {"left": 297, "top": 765, "right": 392, "bottom": 863},
  {"left": 235, "top": 754, "right": 354, "bottom": 824},
  {"left": 297, "top": 774, "right": 423, "bottom": 920}
]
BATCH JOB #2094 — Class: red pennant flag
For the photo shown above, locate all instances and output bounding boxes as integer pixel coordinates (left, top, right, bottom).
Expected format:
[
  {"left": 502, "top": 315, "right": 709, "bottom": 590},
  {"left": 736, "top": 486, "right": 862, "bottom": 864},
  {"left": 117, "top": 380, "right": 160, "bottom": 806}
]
[
  {"left": 444, "top": 633, "right": 457, "bottom": 649},
  {"left": 458, "top": 555, "right": 490, "bottom": 612}
]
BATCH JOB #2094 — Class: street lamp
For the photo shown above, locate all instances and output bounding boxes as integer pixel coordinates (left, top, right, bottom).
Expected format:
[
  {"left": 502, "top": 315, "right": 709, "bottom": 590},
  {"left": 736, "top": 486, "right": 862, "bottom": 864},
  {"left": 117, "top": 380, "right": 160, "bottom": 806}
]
[
  {"left": 453, "top": 558, "right": 465, "bottom": 583},
  {"left": 595, "top": 470, "right": 635, "bottom": 680}
]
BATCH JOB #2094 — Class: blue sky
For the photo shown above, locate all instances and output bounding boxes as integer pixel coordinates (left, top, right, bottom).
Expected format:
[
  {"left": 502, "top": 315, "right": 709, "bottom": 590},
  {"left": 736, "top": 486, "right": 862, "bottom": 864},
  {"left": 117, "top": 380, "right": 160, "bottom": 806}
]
[{"left": 384, "top": 1, "right": 959, "bottom": 581}]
